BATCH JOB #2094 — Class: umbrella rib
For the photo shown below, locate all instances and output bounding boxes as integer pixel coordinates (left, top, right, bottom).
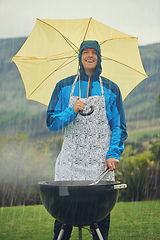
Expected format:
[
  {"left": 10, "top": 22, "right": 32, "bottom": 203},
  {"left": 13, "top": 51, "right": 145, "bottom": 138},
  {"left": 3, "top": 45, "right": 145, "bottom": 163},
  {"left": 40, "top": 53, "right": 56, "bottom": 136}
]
[
  {"left": 38, "top": 19, "right": 79, "bottom": 54},
  {"left": 13, "top": 55, "right": 77, "bottom": 61},
  {"left": 27, "top": 54, "right": 78, "bottom": 99},
  {"left": 102, "top": 56, "right": 147, "bottom": 77},
  {"left": 82, "top": 17, "right": 92, "bottom": 42},
  {"left": 100, "top": 37, "right": 137, "bottom": 45},
  {"left": 48, "top": 56, "right": 77, "bottom": 62}
]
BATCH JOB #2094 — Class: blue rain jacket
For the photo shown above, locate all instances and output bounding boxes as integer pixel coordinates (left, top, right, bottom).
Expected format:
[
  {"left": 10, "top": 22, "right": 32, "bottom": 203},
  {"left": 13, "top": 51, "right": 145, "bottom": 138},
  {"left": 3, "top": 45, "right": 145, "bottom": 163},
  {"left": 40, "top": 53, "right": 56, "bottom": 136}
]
[{"left": 47, "top": 41, "right": 128, "bottom": 160}]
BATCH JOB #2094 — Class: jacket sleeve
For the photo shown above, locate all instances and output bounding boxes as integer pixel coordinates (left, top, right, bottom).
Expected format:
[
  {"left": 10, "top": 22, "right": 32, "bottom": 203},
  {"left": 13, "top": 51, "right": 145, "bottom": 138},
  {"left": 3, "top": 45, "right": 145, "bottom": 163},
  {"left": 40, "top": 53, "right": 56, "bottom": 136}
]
[
  {"left": 106, "top": 87, "right": 128, "bottom": 160},
  {"left": 46, "top": 83, "right": 77, "bottom": 131}
]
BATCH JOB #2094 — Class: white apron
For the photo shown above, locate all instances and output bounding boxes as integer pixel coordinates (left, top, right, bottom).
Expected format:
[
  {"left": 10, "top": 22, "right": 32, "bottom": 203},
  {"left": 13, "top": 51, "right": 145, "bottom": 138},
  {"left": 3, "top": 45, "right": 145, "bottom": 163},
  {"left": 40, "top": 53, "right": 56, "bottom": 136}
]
[{"left": 54, "top": 76, "right": 115, "bottom": 181}]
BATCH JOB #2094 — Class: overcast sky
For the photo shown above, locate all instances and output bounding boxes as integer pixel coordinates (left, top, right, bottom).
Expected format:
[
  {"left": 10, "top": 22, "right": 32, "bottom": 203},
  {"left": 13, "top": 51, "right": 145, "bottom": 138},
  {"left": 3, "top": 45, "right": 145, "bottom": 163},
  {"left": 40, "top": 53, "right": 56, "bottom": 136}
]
[{"left": 0, "top": 0, "right": 160, "bottom": 45}]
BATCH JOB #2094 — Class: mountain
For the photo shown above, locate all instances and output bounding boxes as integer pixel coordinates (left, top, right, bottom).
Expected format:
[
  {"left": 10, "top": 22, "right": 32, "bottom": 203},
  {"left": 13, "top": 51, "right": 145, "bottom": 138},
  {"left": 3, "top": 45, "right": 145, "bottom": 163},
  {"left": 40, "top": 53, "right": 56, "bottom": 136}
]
[
  {"left": 123, "top": 42, "right": 160, "bottom": 137},
  {"left": 0, "top": 38, "right": 160, "bottom": 140},
  {"left": 124, "top": 43, "right": 160, "bottom": 120}
]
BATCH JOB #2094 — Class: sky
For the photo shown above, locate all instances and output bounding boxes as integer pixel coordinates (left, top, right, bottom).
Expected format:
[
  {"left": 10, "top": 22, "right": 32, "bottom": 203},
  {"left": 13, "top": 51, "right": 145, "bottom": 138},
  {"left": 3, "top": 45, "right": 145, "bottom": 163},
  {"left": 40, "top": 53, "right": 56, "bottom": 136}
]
[{"left": 0, "top": 0, "right": 160, "bottom": 46}]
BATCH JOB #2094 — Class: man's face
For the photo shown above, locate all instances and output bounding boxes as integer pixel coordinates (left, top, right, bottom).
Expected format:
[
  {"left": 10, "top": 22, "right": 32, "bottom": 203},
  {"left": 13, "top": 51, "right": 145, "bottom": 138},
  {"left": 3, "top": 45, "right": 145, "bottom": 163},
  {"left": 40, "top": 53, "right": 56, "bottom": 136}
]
[{"left": 81, "top": 48, "right": 98, "bottom": 75}]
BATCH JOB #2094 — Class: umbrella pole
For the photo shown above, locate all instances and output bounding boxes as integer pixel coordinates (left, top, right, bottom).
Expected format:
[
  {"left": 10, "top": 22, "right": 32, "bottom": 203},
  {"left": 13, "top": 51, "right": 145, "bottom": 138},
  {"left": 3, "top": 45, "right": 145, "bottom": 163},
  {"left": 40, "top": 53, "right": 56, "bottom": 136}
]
[{"left": 78, "top": 227, "right": 82, "bottom": 240}]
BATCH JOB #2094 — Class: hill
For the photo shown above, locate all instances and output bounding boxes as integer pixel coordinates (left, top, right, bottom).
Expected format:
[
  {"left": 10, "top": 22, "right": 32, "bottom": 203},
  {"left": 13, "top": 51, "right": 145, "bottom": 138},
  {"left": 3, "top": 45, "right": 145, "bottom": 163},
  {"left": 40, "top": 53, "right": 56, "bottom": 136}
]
[
  {"left": 123, "top": 42, "right": 160, "bottom": 138},
  {"left": 0, "top": 38, "right": 160, "bottom": 140}
]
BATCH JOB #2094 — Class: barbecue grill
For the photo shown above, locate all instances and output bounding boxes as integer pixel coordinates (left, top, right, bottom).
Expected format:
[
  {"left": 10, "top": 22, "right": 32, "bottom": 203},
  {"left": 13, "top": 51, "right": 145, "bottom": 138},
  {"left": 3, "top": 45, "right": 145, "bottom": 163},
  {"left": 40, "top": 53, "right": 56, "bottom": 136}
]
[{"left": 38, "top": 181, "right": 127, "bottom": 240}]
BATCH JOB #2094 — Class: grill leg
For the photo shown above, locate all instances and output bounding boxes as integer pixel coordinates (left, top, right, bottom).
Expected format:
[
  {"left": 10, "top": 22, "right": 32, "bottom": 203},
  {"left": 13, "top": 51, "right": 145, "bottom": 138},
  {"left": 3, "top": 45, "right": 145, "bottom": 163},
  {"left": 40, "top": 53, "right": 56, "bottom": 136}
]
[
  {"left": 78, "top": 227, "right": 82, "bottom": 240},
  {"left": 57, "top": 224, "right": 66, "bottom": 240},
  {"left": 94, "top": 223, "right": 104, "bottom": 240}
]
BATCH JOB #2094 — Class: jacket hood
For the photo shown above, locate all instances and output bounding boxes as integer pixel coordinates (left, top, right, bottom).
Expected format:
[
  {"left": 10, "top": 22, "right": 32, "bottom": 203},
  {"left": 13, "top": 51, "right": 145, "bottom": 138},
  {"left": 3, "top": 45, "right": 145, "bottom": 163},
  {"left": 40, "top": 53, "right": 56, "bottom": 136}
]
[{"left": 78, "top": 40, "right": 102, "bottom": 81}]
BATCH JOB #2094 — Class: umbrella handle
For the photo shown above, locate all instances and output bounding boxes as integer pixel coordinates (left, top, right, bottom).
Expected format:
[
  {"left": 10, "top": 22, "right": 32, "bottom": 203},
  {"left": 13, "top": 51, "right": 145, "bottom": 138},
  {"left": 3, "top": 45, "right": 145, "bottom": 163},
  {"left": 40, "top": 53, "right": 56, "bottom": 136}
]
[{"left": 79, "top": 105, "right": 94, "bottom": 116}]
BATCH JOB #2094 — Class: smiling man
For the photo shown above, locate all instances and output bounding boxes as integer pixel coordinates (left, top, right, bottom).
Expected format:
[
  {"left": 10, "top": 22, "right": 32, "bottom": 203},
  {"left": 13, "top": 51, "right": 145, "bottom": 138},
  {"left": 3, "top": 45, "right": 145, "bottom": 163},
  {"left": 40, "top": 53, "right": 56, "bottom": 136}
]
[
  {"left": 81, "top": 48, "right": 98, "bottom": 74},
  {"left": 47, "top": 40, "right": 128, "bottom": 240}
]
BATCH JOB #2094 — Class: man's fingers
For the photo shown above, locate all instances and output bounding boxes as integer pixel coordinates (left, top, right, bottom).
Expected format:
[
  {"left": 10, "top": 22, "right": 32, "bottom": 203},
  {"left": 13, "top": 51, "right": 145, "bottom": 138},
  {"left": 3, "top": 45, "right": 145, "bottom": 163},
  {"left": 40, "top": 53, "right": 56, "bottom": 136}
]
[
  {"left": 73, "top": 97, "right": 85, "bottom": 113},
  {"left": 105, "top": 158, "right": 119, "bottom": 171}
]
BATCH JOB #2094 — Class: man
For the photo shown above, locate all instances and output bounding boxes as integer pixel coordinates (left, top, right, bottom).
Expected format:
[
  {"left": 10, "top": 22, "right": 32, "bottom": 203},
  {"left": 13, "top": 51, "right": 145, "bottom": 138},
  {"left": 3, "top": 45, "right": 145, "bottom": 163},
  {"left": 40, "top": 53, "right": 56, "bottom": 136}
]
[{"left": 47, "top": 40, "right": 128, "bottom": 239}]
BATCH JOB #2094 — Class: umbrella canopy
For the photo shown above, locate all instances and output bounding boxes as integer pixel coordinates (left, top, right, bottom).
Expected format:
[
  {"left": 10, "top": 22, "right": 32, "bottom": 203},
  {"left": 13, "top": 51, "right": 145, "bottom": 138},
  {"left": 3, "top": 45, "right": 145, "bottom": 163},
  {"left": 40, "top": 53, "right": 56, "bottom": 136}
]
[{"left": 12, "top": 18, "right": 148, "bottom": 106}]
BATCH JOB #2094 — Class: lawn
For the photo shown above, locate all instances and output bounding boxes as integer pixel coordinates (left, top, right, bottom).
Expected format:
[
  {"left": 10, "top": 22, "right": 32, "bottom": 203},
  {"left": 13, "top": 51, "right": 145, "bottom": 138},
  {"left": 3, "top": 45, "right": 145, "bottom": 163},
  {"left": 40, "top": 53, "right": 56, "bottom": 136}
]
[{"left": 0, "top": 200, "right": 160, "bottom": 240}]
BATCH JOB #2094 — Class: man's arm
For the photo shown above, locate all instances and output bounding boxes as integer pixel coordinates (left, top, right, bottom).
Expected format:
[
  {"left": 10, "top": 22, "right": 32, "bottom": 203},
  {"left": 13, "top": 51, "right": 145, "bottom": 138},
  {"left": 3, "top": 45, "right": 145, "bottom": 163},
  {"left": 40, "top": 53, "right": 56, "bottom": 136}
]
[
  {"left": 105, "top": 85, "right": 128, "bottom": 170},
  {"left": 46, "top": 83, "right": 77, "bottom": 131}
]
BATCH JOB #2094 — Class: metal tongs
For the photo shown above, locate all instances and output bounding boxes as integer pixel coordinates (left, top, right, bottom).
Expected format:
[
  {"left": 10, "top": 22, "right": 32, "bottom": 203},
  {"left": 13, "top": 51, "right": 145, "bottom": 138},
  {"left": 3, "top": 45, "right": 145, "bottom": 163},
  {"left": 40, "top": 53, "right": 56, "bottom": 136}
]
[{"left": 90, "top": 167, "right": 110, "bottom": 185}]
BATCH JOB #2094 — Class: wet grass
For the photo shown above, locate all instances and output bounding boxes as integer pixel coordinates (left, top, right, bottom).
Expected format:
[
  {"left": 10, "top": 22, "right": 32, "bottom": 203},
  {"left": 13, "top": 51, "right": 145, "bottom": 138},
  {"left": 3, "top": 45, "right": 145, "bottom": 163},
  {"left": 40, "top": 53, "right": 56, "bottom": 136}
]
[
  {"left": 0, "top": 200, "right": 160, "bottom": 240},
  {"left": 128, "top": 129, "right": 160, "bottom": 142}
]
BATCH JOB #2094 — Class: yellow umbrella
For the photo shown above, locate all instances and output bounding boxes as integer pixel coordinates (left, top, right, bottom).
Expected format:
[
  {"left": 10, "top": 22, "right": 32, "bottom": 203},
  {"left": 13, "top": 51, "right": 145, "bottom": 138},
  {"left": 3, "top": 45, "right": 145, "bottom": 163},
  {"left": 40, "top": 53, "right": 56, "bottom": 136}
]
[{"left": 12, "top": 18, "right": 148, "bottom": 106}]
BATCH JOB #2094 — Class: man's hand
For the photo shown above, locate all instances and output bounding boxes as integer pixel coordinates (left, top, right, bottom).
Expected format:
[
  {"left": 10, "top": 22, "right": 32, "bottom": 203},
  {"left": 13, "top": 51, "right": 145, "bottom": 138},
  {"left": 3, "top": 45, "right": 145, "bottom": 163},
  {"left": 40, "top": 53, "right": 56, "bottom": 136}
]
[
  {"left": 73, "top": 97, "right": 85, "bottom": 114},
  {"left": 105, "top": 158, "right": 119, "bottom": 171}
]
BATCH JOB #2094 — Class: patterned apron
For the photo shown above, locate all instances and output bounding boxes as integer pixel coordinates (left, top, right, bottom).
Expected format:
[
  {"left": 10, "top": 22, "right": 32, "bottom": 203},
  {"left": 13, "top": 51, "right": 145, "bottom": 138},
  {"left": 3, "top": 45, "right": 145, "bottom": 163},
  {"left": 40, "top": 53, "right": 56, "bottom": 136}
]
[{"left": 54, "top": 76, "right": 115, "bottom": 181}]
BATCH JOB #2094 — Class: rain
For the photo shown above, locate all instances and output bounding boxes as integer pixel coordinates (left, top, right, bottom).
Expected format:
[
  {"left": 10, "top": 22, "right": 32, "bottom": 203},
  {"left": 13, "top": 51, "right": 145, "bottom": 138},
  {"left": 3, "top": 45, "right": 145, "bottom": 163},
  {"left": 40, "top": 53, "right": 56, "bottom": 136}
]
[{"left": 0, "top": 0, "right": 160, "bottom": 239}]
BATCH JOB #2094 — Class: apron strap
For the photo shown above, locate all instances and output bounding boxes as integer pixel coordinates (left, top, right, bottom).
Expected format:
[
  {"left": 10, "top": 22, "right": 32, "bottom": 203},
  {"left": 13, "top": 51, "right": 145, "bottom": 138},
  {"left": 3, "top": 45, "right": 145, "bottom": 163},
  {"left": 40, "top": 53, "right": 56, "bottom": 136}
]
[
  {"left": 70, "top": 75, "right": 79, "bottom": 97},
  {"left": 99, "top": 77, "right": 104, "bottom": 96}
]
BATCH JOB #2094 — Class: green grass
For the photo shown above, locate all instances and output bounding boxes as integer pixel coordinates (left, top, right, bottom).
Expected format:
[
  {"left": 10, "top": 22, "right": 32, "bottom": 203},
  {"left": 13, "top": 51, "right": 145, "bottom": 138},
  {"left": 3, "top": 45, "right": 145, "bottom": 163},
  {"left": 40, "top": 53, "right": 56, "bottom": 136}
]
[
  {"left": 0, "top": 200, "right": 160, "bottom": 240},
  {"left": 128, "top": 129, "right": 160, "bottom": 142}
]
